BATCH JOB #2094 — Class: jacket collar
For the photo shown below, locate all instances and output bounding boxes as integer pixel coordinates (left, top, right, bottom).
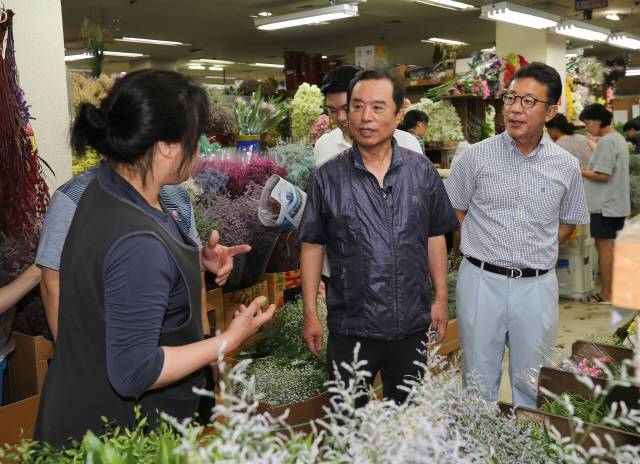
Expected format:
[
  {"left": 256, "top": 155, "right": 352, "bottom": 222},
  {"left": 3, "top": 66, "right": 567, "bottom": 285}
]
[{"left": 352, "top": 137, "right": 405, "bottom": 172}]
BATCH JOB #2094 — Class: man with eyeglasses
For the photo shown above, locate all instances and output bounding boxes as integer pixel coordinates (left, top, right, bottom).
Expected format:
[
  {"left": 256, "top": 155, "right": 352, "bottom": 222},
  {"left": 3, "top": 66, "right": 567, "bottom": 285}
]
[{"left": 445, "top": 62, "right": 589, "bottom": 408}]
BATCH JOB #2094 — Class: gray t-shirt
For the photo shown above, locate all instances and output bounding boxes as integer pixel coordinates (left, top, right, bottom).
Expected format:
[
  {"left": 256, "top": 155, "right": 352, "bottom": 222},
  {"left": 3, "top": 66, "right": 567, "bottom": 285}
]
[
  {"left": 36, "top": 164, "right": 201, "bottom": 271},
  {"left": 583, "top": 132, "right": 630, "bottom": 217},
  {"left": 555, "top": 134, "right": 592, "bottom": 169}
]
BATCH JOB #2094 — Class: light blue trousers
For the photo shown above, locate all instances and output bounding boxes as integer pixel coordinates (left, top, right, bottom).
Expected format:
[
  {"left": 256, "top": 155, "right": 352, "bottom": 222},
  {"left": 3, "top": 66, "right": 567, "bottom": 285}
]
[{"left": 456, "top": 257, "right": 559, "bottom": 408}]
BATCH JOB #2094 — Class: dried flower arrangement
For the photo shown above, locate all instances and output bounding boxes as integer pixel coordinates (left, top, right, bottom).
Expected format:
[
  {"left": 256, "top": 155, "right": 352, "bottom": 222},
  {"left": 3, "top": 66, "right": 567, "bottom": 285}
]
[
  {"left": 215, "top": 156, "right": 287, "bottom": 198},
  {"left": 206, "top": 102, "right": 237, "bottom": 134},
  {"left": 71, "top": 73, "right": 114, "bottom": 116},
  {"left": 266, "top": 141, "right": 315, "bottom": 192},
  {"left": 235, "top": 297, "right": 329, "bottom": 406},
  {"left": 237, "top": 79, "right": 261, "bottom": 96},
  {"left": 72, "top": 146, "right": 102, "bottom": 176}
]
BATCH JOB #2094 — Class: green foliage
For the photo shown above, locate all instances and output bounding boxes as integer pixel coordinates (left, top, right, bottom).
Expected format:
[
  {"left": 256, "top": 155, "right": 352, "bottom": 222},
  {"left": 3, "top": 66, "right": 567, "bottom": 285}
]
[
  {"left": 235, "top": 297, "right": 329, "bottom": 406},
  {"left": 540, "top": 394, "right": 637, "bottom": 434},
  {"left": 0, "top": 407, "right": 200, "bottom": 463}
]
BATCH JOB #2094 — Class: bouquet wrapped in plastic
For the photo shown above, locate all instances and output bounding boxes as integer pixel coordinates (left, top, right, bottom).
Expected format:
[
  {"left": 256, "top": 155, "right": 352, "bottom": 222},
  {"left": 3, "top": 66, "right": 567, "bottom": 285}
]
[
  {"left": 258, "top": 175, "right": 307, "bottom": 230},
  {"left": 516, "top": 339, "right": 622, "bottom": 393}
]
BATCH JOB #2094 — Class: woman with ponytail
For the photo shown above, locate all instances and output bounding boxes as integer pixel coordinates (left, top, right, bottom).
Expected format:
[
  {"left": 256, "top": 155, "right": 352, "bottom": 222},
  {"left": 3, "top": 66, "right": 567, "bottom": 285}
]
[
  {"left": 398, "top": 109, "right": 429, "bottom": 154},
  {"left": 35, "top": 69, "right": 274, "bottom": 447},
  {"left": 545, "top": 113, "right": 593, "bottom": 169}
]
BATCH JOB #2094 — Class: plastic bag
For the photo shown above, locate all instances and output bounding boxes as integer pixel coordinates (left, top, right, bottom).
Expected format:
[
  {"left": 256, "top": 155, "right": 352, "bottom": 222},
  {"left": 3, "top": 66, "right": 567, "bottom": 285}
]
[
  {"left": 258, "top": 175, "right": 307, "bottom": 230},
  {"left": 515, "top": 338, "right": 578, "bottom": 391}
]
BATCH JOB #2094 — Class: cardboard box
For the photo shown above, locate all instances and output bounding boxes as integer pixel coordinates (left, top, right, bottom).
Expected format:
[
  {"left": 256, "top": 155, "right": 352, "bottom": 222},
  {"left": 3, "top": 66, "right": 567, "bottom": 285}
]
[
  {"left": 355, "top": 45, "right": 387, "bottom": 69},
  {"left": 218, "top": 282, "right": 269, "bottom": 356},
  {"left": 4, "top": 333, "right": 55, "bottom": 405},
  {"left": 0, "top": 394, "right": 40, "bottom": 446},
  {"left": 206, "top": 286, "right": 224, "bottom": 334},
  {"left": 262, "top": 270, "right": 301, "bottom": 311}
]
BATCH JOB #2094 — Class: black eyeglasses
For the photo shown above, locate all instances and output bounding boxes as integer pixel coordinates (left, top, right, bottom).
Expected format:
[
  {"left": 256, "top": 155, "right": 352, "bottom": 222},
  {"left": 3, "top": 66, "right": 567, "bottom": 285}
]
[{"left": 503, "top": 93, "right": 548, "bottom": 109}]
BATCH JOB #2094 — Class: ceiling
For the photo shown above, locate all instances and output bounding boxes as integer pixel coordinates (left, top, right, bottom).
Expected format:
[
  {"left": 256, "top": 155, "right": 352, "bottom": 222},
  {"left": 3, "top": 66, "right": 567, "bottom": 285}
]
[{"left": 61, "top": 0, "right": 640, "bottom": 85}]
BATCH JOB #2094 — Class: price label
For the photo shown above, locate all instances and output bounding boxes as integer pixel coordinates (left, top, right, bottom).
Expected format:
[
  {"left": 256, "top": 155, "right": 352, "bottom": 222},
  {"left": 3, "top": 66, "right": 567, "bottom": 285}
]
[{"left": 410, "top": 80, "right": 418, "bottom": 86}]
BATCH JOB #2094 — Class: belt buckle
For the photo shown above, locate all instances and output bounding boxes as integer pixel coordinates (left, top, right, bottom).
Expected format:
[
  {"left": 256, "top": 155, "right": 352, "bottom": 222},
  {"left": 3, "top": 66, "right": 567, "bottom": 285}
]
[{"left": 507, "top": 268, "right": 522, "bottom": 279}]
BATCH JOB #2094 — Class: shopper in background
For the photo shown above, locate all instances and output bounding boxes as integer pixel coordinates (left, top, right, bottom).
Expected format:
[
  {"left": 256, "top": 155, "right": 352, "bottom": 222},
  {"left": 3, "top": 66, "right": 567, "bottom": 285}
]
[
  {"left": 313, "top": 65, "right": 423, "bottom": 293},
  {"left": 398, "top": 109, "right": 429, "bottom": 155},
  {"left": 35, "top": 69, "right": 274, "bottom": 447},
  {"left": 0, "top": 264, "right": 40, "bottom": 315},
  {"left": 545, "top": 113, "right": 593, "bottom": 169},
  {"left": 580, "top": 104, "right": 630, "bottom": 305},
  {"left": 623, "top": 118, "right": 640, "bottom": 154},
  {"left": 446, "top": 62, "right": 589, "bottom": 409},
  {"left": 299, "top": 68, "right": 458, "bottom": 407}
]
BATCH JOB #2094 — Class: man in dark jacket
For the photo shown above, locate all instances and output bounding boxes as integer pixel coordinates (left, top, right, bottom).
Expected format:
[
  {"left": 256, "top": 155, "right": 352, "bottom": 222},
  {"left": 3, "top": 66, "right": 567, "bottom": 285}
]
[{"left": 297, "top": 68, "right": 459, "bottom": 406}]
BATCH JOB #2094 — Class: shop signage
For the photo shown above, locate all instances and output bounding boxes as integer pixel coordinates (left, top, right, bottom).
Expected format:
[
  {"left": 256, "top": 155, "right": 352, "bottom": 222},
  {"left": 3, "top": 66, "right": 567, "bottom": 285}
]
[{"left": 575, "top": 0, "right": 608, "bottom": 11}]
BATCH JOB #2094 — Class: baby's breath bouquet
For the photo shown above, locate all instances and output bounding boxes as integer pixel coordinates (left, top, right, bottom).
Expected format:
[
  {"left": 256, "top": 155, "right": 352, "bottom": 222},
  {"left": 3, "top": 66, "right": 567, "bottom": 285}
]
[{"left": 233, "top": 86, "right": 288, "bottom": 136}]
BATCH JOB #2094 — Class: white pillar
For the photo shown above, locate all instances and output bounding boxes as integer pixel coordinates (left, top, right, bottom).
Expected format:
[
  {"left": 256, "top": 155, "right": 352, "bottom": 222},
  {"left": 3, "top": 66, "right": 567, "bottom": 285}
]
[
  {"left": 496, "top": 23, "right": 567, "bottom": 114},
  {"left": 10, "top": 0, "right": 71, "bottom": 190}
]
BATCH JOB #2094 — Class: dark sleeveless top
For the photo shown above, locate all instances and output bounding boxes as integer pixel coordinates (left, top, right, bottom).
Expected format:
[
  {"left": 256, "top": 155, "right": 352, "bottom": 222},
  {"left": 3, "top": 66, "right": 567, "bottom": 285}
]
[{"left": 34, "top": 175, "right": 204, "bottom": 447}]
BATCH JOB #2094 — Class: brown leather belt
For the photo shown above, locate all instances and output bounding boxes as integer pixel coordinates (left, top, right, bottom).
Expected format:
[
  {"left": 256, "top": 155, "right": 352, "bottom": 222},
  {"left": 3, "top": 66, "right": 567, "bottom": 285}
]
[{"left": 465, "top": 256, "right": 549, "bottom": 279}]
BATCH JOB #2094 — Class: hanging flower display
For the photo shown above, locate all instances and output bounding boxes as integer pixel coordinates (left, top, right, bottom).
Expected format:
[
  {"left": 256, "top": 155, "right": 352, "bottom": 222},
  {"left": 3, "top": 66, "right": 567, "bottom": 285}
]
[
  {"left": 604, "top": 56, "right": 626, "bottom": 87},
  {"left": 567, "top": 56, "right": 605, "bottom": 86}
]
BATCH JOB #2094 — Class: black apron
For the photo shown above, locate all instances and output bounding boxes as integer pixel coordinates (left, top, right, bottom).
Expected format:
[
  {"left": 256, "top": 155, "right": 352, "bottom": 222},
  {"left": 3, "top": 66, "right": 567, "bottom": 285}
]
[{"left": 34, "top": 174, "right": 204, "bottom": 447}]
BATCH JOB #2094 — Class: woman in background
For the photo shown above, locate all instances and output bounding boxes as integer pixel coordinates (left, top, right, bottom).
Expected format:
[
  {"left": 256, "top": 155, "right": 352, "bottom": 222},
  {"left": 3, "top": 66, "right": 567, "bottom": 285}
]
[
  {"left": 545, "top": 113, "right": 594, "bottom": 169},
  {"left": 398, "top": 110, "right": 429, "bottom": 154}
]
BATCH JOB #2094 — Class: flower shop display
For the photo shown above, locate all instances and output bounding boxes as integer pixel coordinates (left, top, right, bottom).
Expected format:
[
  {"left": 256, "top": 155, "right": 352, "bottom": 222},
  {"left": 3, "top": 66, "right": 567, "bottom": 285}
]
[
  {"left": 232, "top": 86, "right": 288, "bottom": 153},
  {"left": 630, "top": 155, "right": 640, "bottom": 214},
  {"left": 235, "top": 297, "right": 329, "bottom": 406},
  {"left": 266, "top": 141, "right": 316, "bottom": 192},
  {"left": 71, "top": 73, "right": 115, "bottom": 117},
  {"left": 308, "top": 114, "right": 332, "bottom": 144},
  {"left": 567, "top": 56, "right": 605, "bottom": 87},
  {"left": 291, "top": 82, "right": 324, "bottom": 142},
  {"left": 265, "top": 230, "right": 302, "bottom": 273},
  {"left": 11, "top": 338, "right": 640, "bottom": 463},
  {"left": 237, "top": 78, "right": 261, "bottom": 96},
  {"left": 466, "top": 113, "right": 493, "bottom": 144},
  {"left": 605, "top": 56, "right": 626, "bottom": 88},
  {"left": 449, "top": 77, "right": 490, "bottom": 99},
  {"left": 397, "top": 98, "right": 412, "bottom": 123},
  {"left": 206, "top": 102, "right": 237, "bottom": 144},
  {"left": 204, "top": 85, "right": 222, "bottom": 104},
  {"left": 214, "top": 156, "right": 287, "bottom": 199},
  {"left": 407, "top": 98, "right": 464, "bottom": 141},
  {"left": 72, "top": 146, "right": 102, "bottom": 176}
]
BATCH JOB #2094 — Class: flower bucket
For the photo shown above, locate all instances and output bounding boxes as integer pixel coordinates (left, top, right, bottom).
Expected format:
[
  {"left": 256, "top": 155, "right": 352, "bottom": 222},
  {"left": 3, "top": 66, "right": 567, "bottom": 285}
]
[{"left": 236, "top": 134, "right": 261, "bottom": 155}]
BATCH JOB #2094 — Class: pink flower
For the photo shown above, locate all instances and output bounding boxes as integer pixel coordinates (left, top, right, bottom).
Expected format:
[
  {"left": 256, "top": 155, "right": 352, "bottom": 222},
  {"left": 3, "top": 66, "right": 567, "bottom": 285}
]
[
  {"left": 260, "top": 101, "right": 268, "bottom": 109},
  {"left": 472, "top": 86, "right": 480, "bottom": 93},
  {"left": 251, "top": 99, "right": 257, "bottom": 106},
  {"left": 590, "top": 367, "right": 603, "bottom": 377},
  {"left": 235, "top": 98, "right": 246, "bottom": 105},
  {"left": 268, "top": 104, "right": 276, "bottom": 112}
]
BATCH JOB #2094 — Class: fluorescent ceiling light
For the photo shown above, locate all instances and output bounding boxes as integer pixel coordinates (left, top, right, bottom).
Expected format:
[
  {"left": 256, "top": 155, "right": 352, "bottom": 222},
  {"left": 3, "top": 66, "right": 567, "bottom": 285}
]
[
  {"left": 258, "top": 12, "right": 272, "bottom": 17},
  {"left": 565, "top": 53, "right": 579, "bottom": 57},
  {"left": 422, "top": 37, "right": 469, "bottom": 45},
  {"left": 198, "top": 59, "right": 237, "bottom": 64},
  {"left": 609, "top": 32, "right": 640, "bottom": 49},
  {"left": 626, "top": 68, "right": 640, "bottom": 76},
  {"left": 251, "top": 63, "right": 285, "bottom": 68},
  {"left": 115, "top": 37, "right": 187, "bottom": 46},
  {"left": 65, "top": 53, "right": 92, "bottom": 61},
  {"left": 322, "top": 55, "right": 327, "bottom": 58},
  {"left": 606, "top": 14, "right": 620, "bottom": 21},
  {"left": 554, "top": 20, "right": 609, "bottom": 42},
  {"left": 480, "top": 2, "right": 559, "bottom": 29},
  {"left": 103, "top": 51, "right": 145, "bottom": 57},
  {"left": 411, "top": 0, "right": 474, "bottom": 12},
  {"left": 205, "top": 76, "right": 237, "bottom": 79},
  {"left": 254, "top": 4, "right": 358, "bottom": 30},
  {"left": 189, "top": 65, "right": 205, "bottom": 70},
  {"left": 208, "top": 66, "right": 224, "bottom": 71},
  {"left": 65, "top": 51, "right": 144, "bottom": 61}
]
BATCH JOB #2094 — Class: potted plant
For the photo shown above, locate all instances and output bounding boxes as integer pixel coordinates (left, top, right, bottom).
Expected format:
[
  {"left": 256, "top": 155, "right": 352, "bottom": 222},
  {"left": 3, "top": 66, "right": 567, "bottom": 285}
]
[{"left": 233, "top": 86, "right": 288, "bottom": 155}]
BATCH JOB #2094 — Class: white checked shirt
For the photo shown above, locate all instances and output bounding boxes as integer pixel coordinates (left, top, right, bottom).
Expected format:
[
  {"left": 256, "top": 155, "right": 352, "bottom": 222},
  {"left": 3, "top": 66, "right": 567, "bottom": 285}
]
[{"left": 446, "top": 131, "right": 589, "bottom": 270}]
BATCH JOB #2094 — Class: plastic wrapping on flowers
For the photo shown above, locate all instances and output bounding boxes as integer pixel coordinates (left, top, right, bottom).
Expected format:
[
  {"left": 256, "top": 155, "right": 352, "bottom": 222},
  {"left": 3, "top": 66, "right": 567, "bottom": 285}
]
[
  {"left": 235, "top": 296, "right": 329, "bottom": 406},
  {"left": 266, "top": 141, "right": 315, "bottom": 192},
  {"left": 426, "top": 53, "right": 503, "bottom": 99},
  {"left": 265, "top": 229, "right": 302, "bottom": 273},
  {"left": 567, "top": 56, "right": 605, "bottom": 86},
  {"left": 291, "top": 83, "right": 324, "bottom": 142},
  {"left": 407, "top": 98, "right": 464, "bottom": 141}
]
